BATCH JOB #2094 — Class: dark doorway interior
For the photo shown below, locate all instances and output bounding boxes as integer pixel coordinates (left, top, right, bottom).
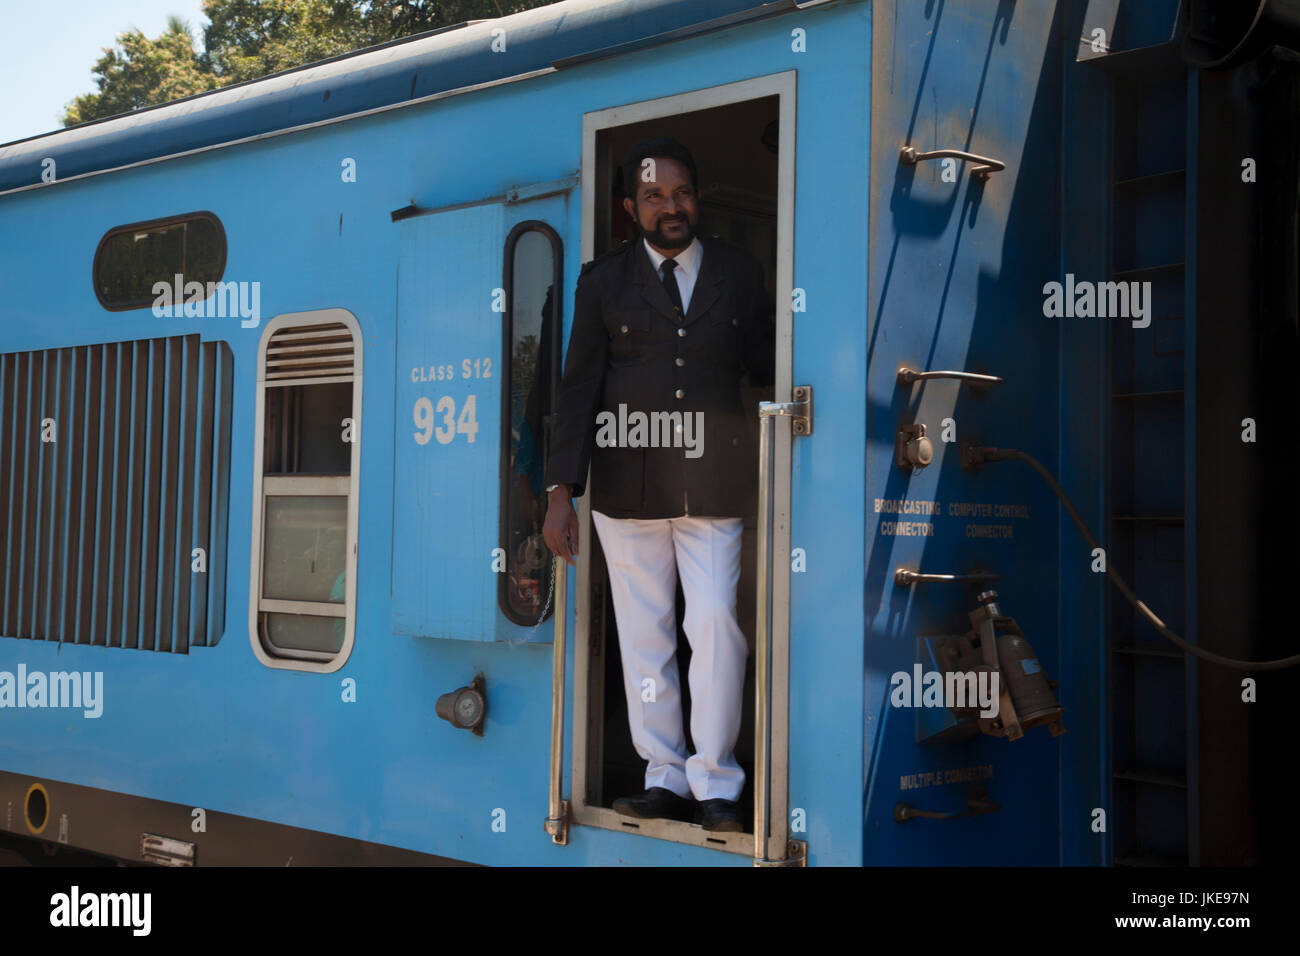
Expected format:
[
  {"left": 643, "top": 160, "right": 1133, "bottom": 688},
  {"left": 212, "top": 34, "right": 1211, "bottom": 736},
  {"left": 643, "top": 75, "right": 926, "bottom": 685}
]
[{"left": 583, "top": 96, "right": 779, "bottom": 835}]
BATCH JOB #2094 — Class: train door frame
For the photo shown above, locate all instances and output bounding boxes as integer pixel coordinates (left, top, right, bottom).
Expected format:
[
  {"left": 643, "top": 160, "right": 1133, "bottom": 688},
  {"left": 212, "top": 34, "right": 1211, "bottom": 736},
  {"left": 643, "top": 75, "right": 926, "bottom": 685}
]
[{"left": 565, "top": 70, "right": 797, "bottom": 856}]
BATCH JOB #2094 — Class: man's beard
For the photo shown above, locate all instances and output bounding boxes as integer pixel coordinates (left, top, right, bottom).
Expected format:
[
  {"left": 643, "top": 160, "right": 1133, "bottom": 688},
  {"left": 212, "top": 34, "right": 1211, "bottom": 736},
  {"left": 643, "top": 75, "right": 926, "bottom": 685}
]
[{"left": 641, "top": 212, "right": 697, "bottom": 250}]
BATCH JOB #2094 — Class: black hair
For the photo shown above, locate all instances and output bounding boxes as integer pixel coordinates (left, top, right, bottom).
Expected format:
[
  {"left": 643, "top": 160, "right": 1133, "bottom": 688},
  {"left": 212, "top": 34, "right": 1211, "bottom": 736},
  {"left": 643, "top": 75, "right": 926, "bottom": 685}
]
[{"left": 619, "top": 137, "right": 698, "bottom": 200}]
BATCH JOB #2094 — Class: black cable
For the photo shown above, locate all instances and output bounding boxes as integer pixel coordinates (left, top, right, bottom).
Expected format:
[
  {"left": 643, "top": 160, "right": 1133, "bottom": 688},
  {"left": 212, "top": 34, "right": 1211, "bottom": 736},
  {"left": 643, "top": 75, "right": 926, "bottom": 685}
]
[{"left": 972, "top": 446, "right": 1300, "bottom": 671}]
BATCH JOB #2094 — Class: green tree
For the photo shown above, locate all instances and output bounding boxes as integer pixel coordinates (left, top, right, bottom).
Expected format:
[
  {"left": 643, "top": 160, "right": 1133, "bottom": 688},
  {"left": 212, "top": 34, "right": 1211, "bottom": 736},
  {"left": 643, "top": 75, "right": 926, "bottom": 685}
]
[
  {"left": 199, "top": 0, "right": 364, "bottom": 85},
  {"left": 63, "top": 16, "right": 215, "bottom": 125},
  {"left": 63, "top": 0, "right": 557, "bottom": 127}
]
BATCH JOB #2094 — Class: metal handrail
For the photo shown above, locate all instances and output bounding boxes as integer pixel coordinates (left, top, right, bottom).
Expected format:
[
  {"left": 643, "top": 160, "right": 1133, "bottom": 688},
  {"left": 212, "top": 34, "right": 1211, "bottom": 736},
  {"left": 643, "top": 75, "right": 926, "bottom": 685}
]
[
  {"left": 755, "top": 398, "right": 806, "bottom": 866},
  {"left": 545, "top": 557, "right": 569, "bottom": 844},
  {"left": 895, "top": 366, "right": 1004, "bottom": 389},
  {"left": 894, "top": 569, "right": 1001, "bottom": 587},
  {"left": 898, "top": 145, "right": 1006, "bottom": 181},
  {"left": 895, "top": 787, "right": 1002, "bottom": 822}
]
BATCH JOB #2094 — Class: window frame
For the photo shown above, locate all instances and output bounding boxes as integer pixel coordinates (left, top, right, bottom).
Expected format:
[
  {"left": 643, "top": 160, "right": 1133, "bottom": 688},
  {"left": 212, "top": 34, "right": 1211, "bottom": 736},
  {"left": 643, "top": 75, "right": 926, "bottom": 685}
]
[
  {"left": 497, "top": 219, "right": 564, "bottom": 627},
  {"left": 249, "top": 308, "right": 362, "bottom": 672},
  {"left": 92, "top": 210, "right": 228, "bottom": 312}
]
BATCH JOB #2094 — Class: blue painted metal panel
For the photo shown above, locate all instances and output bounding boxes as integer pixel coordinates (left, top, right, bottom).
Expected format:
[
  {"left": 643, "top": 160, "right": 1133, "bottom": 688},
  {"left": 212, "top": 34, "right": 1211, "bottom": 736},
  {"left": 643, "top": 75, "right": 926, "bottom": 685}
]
[
  {"left": 865, "top": 0, "right": 1066, "bottom": 864},
  {"left": 393, "top": 203, "right": 504, "bottom": 642},
  {"left": 390, "top": 193, "right": 569, "bottom": 645},
  {"left": 785, "top": 2, "right": 872, "bottom": 867}
]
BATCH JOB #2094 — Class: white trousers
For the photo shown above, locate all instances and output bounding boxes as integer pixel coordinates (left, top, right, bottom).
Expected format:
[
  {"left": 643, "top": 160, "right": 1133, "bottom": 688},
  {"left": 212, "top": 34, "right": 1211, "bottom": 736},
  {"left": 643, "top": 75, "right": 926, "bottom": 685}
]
[{"left": 591, "top": 510, "right": 747, "bottom": 802}]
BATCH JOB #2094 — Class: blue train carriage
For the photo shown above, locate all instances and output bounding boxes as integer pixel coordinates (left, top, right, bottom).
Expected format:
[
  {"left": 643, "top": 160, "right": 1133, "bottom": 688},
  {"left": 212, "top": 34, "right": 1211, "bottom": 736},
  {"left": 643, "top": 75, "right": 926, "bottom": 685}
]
[{"left": 0, "top": 0, "right": 1294, "bottom": 867}]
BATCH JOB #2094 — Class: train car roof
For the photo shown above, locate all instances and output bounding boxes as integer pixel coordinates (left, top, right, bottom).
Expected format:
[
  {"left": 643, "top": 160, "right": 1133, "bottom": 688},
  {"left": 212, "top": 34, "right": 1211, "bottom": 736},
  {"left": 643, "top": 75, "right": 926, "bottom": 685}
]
[{"left": 0, "top": 0, "right": 794, "bottom": 196}]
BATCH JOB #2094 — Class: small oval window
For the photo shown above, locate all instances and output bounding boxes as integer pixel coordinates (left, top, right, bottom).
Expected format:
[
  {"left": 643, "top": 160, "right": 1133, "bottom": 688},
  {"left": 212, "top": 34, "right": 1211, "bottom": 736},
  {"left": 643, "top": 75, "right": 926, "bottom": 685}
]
[{"left": 93, "top": 211, "right": 227, "bottom": 311}]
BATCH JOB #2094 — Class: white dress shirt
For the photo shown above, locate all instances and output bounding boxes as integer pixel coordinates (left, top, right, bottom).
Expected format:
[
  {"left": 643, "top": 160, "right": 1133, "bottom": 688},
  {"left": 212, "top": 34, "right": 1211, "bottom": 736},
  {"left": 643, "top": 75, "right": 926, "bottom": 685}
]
[{"left": 643, "top": 236, "right": 702, "bottom": 314}]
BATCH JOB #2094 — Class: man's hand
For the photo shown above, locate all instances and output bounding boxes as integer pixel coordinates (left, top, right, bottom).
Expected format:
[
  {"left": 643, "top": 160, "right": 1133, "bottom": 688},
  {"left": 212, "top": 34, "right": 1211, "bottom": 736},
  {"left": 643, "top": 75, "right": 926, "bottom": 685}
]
[{"left": 543, "top": 485, "right": 580, "bottom": 566}]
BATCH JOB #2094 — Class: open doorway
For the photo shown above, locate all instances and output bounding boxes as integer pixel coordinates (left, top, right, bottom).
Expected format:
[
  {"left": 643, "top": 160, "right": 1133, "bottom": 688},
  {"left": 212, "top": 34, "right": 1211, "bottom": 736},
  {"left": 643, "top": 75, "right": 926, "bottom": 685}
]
[{"left": 571, "top": 88, "right": 783, "bottom": 852}]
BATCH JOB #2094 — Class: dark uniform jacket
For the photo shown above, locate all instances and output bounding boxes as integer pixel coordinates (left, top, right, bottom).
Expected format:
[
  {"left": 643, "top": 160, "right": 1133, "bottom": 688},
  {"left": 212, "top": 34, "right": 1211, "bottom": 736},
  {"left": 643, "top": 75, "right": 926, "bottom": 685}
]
[{"left": 545, "top": 235, "right": 775, "bottom": 519}]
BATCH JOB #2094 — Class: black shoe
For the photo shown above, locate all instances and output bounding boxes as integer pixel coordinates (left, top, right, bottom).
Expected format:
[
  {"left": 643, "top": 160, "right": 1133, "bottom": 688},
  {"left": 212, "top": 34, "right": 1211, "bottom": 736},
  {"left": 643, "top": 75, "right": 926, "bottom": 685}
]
[
  {"left": 612, "top": 787, "right": 694, "bottom": 823},
  {"left": 697, "top": 798, "right": 744, "bottom": 832}
]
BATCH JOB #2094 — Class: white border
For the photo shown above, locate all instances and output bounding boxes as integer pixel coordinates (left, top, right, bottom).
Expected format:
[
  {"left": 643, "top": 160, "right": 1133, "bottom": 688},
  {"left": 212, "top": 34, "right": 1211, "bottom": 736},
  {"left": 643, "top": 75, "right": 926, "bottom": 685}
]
[{"left": 248, "top": 308, "right": 363, "bottom": 673}]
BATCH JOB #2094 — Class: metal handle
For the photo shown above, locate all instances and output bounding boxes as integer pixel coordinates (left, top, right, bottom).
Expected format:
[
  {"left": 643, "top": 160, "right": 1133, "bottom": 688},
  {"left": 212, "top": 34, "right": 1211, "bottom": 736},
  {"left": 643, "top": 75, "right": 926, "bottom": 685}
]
[
  {"left": 755, "top": 403, "right": 781, "bottom": 866},
  {"left": 894, "top": 787, "right": 1002, "bottom": 822},
  {"left": 896, "top": 366, "right": 1004, "bottom": 389},
  {"left": 754, "top": 390, "right": 812, "bottom": 866},
  {"left": 894, "top": 569, "right": 1001, "bottom": 587},
  {"left": 898, "top": 145, "right": 1006, "bottom": 181},
  {"left": 544, "top": 556, "right": 569, "bottom": 844}
]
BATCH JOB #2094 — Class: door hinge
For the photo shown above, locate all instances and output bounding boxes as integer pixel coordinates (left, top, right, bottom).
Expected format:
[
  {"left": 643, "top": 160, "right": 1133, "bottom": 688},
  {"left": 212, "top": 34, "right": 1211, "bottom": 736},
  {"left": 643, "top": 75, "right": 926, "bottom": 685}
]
[
  {"left": 791, "top": 385, "right": 813, "bottom": 435},
  {"left": 760, "top": 386, "right": 813, "bottom": 436}
]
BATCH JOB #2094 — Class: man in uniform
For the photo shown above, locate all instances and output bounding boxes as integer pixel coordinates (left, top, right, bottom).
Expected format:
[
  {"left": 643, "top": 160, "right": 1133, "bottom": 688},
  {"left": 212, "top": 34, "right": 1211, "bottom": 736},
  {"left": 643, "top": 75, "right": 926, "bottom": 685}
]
[{"left": 542, "top": 137, "right": 774, "bottom": 832}]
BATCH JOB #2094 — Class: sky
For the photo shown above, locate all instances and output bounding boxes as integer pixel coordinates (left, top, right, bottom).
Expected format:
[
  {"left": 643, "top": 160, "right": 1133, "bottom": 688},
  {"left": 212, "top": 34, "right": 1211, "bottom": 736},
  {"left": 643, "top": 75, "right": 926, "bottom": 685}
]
[{"left": 0, "top": 0, "right": 208, "bottom": 145}]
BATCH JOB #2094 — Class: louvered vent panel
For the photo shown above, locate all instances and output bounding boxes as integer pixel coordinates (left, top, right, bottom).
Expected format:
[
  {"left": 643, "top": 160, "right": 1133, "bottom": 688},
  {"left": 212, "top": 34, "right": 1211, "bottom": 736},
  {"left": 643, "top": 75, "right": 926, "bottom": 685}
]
[
  {"left": 264, "top": 322, "right": 354, "bottom": 383},
  {"left": 0, "top": 334, "right": 232, "bottom": 652}
]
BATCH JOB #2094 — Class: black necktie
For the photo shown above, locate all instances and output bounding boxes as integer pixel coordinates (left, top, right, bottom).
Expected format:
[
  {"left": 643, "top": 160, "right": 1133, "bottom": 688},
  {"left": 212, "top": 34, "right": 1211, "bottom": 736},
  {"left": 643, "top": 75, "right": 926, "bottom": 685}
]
[{"left": 660, "top": 258, "right": 684, "bottom": 320}]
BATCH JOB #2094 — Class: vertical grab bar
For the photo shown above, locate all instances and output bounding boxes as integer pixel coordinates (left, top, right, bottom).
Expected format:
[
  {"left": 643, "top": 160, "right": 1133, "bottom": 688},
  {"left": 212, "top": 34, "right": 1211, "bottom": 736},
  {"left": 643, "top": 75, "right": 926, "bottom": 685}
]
[
  {"left": 755, "top": 405, "right": 776, "bottom": 865},
  {"left": 755, "top": 391, "right": 810, "bottom": 866},
  {"left": 545, "top": 556, "right": 569, "bottom": 844}
]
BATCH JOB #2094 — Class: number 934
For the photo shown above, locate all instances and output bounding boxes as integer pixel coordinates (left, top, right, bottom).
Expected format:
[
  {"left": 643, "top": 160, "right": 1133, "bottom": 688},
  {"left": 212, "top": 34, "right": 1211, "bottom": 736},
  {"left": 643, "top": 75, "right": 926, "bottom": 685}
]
[{"left": 413, "top": 394, "right": 479, "bottom": 445}]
